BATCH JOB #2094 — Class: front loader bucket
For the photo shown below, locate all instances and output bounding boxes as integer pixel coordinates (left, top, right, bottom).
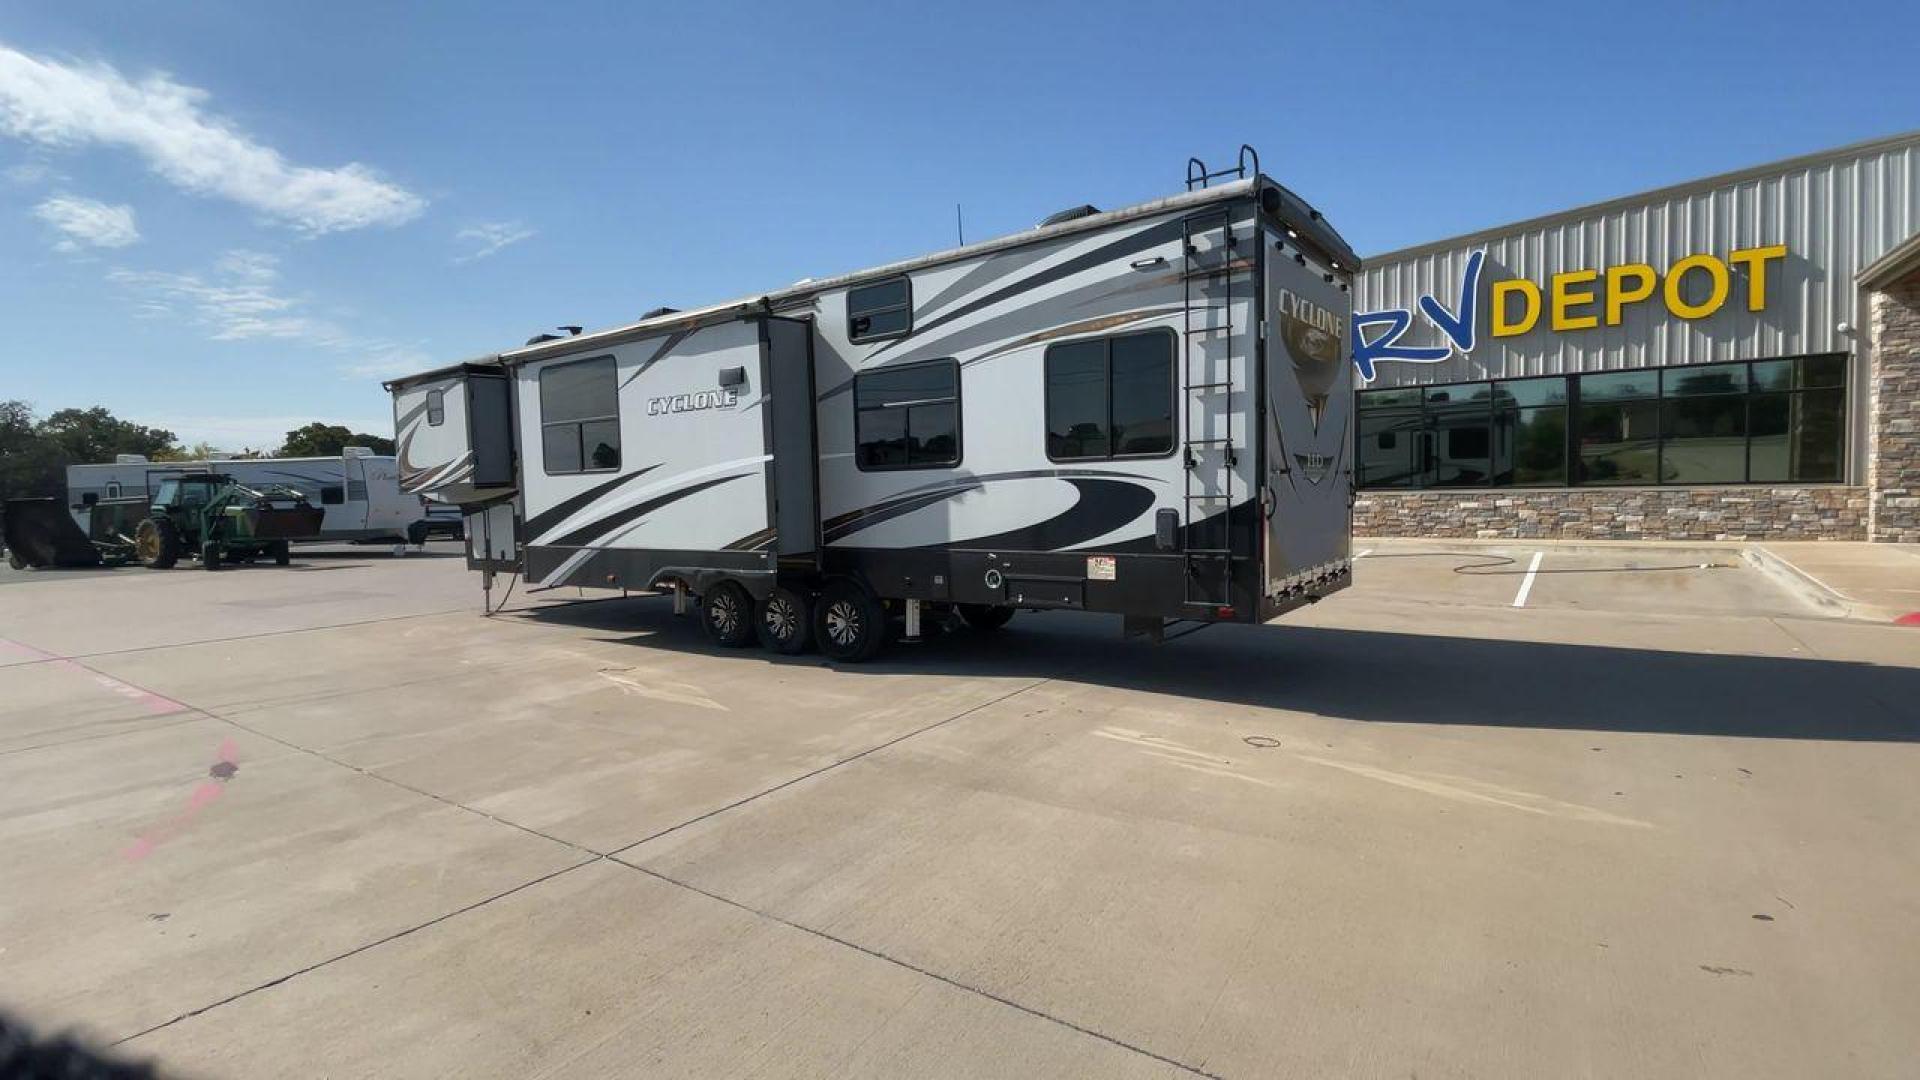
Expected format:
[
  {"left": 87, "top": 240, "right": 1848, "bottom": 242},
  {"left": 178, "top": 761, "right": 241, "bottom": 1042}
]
[
  {"left": 2, "top": 498, "right": 103, "bottom": 568},
  {"left": 244, "top": 505, "right": 326, "bottom": 540}
]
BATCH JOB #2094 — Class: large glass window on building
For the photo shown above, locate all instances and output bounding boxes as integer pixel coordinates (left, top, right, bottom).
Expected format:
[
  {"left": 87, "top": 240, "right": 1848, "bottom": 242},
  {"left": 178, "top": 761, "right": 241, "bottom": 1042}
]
[
  {"left": 1492, "top": 376, "right": 1569, "bottom": 485},
  {"left": 1355, "top": 354, "right": 1845, "bottom": 490}
]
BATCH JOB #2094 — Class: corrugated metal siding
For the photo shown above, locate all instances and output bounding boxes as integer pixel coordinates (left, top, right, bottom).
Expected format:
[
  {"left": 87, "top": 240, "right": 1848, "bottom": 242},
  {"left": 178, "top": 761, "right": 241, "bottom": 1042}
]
[{"left": 1356, "top": 137, "right": 1920, "bottom": 386}]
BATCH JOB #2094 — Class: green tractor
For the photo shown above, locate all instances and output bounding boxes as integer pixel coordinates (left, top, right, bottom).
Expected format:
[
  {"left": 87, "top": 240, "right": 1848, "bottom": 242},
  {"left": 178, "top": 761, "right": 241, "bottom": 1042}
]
[{"left": 133, "top": 473, "right": 326, "bottom": 571}]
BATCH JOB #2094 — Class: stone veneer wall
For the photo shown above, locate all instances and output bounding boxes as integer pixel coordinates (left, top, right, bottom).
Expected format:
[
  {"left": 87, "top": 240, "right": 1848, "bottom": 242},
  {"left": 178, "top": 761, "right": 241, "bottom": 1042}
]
[
  {"left": 1353, "top": 487, "right": 1869, "bottom": 541},
  {"left": 1868, "top": 268, "right": 1920, "bottom": 543}
]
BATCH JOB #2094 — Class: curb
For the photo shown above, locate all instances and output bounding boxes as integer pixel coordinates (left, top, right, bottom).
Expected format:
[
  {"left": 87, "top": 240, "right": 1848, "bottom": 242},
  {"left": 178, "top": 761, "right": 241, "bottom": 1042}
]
[
  {"left": 1739, "top": 546, "right": 1856, "bottom": 619},
  {"left": 1354, "top": 537, "right": 1744, "bottom": 563}
]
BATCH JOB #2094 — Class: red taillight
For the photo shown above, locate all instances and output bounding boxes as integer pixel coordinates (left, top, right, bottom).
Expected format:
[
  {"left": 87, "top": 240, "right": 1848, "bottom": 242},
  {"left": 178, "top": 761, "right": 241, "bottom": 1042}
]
[{"left": 1215, "top": 605, "right": 1236, "bottom": 619}]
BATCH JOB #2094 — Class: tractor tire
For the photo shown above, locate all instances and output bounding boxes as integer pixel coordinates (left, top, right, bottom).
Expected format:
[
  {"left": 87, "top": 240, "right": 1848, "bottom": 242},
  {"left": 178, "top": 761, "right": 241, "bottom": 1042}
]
[
  {"left": 755, "top": 585, "right": 812, "bottom": 655},
  {"left": 272, "top": 541, "right": 291, "bottom": 566},
  {"left": 202, "top": 542, "right": 222, "bottom": 571},
  {"left": 700, "top": 581, "right": 756, "bottom": 648},
  {"left": 814, "top": 579, "right": 892, "bottom": 663},
  {"left": 135, "top": 517, "right": 181, "bottom": 569},
  {"left": 958, "top": 603, "right": 1015, "bottom": 631}
]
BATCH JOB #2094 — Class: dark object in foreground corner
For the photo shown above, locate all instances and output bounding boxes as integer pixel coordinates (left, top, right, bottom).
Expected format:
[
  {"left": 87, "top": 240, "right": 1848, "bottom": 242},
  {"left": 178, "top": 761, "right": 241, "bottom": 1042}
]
[{"left": 0, "top": 1010, "right": 157, "bottom": 1078}]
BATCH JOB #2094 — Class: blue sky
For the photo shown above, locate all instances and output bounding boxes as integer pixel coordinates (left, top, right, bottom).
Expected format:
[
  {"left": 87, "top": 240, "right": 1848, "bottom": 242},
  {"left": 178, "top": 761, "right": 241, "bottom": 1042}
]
[{"left": 1, "top": 1, "right": 1915, "bottom": 449}]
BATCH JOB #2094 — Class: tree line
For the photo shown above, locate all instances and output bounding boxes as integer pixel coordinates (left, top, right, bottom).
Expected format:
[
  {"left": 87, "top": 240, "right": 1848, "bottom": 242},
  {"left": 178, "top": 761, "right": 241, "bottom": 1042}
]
[{"left": 0, "top": 401, "right": 394, "bottom": 500}]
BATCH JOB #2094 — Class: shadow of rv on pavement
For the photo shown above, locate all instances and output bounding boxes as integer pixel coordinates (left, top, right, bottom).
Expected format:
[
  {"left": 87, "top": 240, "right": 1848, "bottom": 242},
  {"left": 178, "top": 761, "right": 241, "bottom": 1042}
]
[{"left": 509, "top": 594, "right": 1920, "bottom": 744}]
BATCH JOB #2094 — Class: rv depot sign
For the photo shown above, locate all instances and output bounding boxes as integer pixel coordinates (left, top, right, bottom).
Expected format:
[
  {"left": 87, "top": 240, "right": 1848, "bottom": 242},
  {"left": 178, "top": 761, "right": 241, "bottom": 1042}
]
[{"left": 1351, "top": 244, "right": 1788, "bottom": 381}]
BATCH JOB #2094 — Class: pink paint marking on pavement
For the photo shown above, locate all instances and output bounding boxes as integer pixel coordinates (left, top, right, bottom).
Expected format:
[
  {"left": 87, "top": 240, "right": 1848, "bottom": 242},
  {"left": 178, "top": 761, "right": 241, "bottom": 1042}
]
[
  {"left": 0, "top": 637, "right": 189, "bottom": 716},
  {"left": 1896, "top": 612, "right": 1920, "bottom": 627},
  {"left": 125, "top": 742, "right": 241, "bottom": 862}
]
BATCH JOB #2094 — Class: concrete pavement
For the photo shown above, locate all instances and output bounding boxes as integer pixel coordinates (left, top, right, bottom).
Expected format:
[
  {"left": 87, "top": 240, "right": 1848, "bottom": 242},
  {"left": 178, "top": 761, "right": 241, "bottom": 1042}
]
[{"left": 1, "top": 540, "right": 1916, "bottom": 1077}]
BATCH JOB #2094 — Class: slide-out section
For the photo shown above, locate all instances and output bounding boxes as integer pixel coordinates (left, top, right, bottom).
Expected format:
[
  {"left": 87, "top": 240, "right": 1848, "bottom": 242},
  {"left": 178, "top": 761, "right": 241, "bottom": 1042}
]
[{"left": 388, "top": 362, "right": 515, "bottom": 504}]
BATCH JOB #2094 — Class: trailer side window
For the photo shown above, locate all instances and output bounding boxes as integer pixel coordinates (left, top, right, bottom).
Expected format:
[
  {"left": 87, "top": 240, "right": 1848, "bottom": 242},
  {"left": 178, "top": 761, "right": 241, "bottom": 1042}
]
[
  {"left": 320, "top": 485, "right": 345, "bottom": 505},
  {"left": 855, "top": 359, "right": 960, "bottom": 470},
  {"left": 847, "top": 277, "right": 912, "bottom": 343},
  {"left": 1045, "top": 329, "right": 1175, "bottom": 460},
  {"left": 427, "top": 389, "right": 445, "bottom": 427},
  {"left": 540, "top": 356, "right": 621, "bottom": 475}
]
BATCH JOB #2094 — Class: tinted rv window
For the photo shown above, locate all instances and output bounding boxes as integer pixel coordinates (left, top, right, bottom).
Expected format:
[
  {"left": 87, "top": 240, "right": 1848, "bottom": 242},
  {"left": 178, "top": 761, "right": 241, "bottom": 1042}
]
[
  {"left": 855, "top": 359, "right": 960, "bottom": 470},
  {"left": 320, "top": 485, "right": 345, "bottom": 505},
  {"left": 848, "top": 277, "right": 912, "bottom": 343},
  {"left": 427, "top": 389, "right": 446, "bottom": 426},
  {"left": 1045, "top": 329, "right": 1175, "bottom": 460},
  {"left": 539, "top": 356, "right": 620, "bottom": 475}
]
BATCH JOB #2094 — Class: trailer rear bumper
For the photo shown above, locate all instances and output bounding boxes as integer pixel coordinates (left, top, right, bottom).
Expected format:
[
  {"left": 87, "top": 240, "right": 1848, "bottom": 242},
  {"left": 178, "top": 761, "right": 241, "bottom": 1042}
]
[{"left": 1258, "top": 559, "right": 1351, "bottom": 623}]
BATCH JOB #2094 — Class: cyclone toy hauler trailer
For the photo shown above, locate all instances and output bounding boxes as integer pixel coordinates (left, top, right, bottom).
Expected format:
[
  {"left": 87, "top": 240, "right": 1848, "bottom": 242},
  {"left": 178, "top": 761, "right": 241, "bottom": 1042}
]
[
  {"left": 65, "top": 449, "right": 433, "bottom": 545},
  {"left": 386, "top": 151, "right": 1358, "bottom": 661}
]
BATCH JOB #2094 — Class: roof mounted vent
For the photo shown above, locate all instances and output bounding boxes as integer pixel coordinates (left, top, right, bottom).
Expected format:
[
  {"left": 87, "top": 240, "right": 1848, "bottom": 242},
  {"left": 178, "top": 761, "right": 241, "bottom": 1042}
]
[
  {"left": 1038, "top": 204, "right": 1100, "bottom": 229},
  {"left": 641, "top": 306, "right": 680, "bottom": 320},
  {"left": 523, "top": 325, "right": 584, "bottom": 347}
]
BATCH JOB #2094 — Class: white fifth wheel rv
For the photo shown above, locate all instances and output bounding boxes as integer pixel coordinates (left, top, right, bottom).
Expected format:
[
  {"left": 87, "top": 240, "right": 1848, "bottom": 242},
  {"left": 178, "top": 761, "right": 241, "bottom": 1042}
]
[
  {"left": 387, "top": 150, "right": 1356, "bottom": 660},
  {"left": 66, "top": 449, "right": 431, "bottom": 544}
]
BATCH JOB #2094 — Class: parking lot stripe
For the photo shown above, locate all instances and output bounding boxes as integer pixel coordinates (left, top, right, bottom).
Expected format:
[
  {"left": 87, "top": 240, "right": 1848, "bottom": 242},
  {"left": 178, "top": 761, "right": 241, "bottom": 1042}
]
[
  {"left": 1355, "top": 548, "right": 1373, "bottom": 559},
  {"left": 1512, "top": 551, "right": 1544, "bottom": 608}
]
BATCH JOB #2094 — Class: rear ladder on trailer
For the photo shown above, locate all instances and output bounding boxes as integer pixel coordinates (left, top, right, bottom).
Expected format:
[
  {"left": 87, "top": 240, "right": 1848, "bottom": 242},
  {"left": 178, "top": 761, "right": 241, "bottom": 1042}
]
[{"left": 1179, "top": 209, "right": 1245, "bottom": 608}]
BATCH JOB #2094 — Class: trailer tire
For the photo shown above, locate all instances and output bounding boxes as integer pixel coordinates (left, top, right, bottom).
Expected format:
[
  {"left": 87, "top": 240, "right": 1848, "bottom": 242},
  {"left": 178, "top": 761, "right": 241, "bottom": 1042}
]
[
  {"left": 272, "top": 541, "right": 291, "bottom": 566},
  {"left": 135, "top": 517, "right": 180, "bottom": 569},
  {"left": 5, "top": 549, "right": 25, "bottom": 571},
  {"left": 958, "top": 603, "right": 1015, "bottom": 631},
  {"left": 700, "top": 580, "right": 756, "bottom": 648},
  {"left": 755, "top": 585, "right": 812, "bottom": 655},
  {"left": 815, "top": 579, "right": 890, "bottom": 663},
  {"left": 202, "top": 542, "right": 222, "bottom": 571}
]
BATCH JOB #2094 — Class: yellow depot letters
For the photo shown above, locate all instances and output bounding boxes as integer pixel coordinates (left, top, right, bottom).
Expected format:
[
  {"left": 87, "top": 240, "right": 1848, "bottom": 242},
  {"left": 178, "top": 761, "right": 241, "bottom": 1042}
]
[{"left": 1491, "top": 245, "right": 1785, "bottom": 337}]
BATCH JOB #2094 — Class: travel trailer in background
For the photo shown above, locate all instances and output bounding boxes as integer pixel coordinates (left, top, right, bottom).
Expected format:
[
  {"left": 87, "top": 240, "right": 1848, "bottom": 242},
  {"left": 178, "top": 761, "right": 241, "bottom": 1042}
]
[
  {"left": 66, "top": 449, "right": 432, "bottom": 545},
  {"left": 387, "top": 149, "right": 1357, "bottom": 660}
]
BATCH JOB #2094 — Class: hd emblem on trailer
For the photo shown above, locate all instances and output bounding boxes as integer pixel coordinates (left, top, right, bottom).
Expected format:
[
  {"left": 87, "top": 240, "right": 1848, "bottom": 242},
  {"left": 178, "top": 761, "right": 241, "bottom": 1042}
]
[
  {"left": 647, "top": 389, "right": 738, "bottom": 416},
  {"left": 1292, "top": 452, "right": 1333, "bottom": 485}
]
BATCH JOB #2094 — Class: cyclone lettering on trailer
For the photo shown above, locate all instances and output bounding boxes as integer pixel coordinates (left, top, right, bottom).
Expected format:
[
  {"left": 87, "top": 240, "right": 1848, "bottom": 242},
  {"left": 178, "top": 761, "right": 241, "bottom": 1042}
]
[{"left": 647, "top": 389, "right": 738, "bottom": 416}]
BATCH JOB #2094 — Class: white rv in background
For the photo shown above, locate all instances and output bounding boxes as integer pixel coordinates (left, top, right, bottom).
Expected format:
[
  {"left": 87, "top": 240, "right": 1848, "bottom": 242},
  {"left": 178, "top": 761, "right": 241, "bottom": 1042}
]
[
  {"left": 66, "top": 448, "right": 433, "bottom": 544},
  {"left": 388, "top": 149, "right": 1357, "bottom": 660}
]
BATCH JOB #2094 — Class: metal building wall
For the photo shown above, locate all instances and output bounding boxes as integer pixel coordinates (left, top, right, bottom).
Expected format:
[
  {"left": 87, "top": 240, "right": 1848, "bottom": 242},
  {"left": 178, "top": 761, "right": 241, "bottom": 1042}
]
[{"left": 1355, "top": 132, "right": 1920, "bottom": 386}]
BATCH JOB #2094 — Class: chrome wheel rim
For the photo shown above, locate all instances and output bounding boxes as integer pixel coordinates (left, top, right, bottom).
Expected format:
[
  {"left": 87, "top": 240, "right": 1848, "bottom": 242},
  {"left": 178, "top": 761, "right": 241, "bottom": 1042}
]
[
  {"left": 764, "top": 597, "right": 798, "bottom": 641},
  {"left": 710, "top": 591, "right": 741, "bottom": 636},
  {"left": 825, "top": 600, "right": 860, "bottom": 647}
]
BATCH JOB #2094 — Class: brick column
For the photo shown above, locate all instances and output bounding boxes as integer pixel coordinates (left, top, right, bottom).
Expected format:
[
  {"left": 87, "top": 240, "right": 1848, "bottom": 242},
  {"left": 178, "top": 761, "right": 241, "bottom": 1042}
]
[{"left": 1869, "top": 269, "right": 1920, "bottom": 542}]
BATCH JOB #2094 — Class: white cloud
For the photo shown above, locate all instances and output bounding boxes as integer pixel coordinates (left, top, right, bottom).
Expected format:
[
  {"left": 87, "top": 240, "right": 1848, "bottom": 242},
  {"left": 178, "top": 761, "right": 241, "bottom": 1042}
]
[
  {"left": 0, "top": 44, "right": 425, "bottom": 234},
  {"left": 108, "top": 248, "right": 430, "bottom": 381},
  {"left": 34, "top": 193, "right": 139, "bottom": 250},
  {"left": 454, "top": 220, "right": 535, "bottom": 263},
  {"left": 5, "top": 159, "right": 56, "bottom": 185},
  {"left": 110, "top": 249, "right": 314, "bottom": 341}
]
